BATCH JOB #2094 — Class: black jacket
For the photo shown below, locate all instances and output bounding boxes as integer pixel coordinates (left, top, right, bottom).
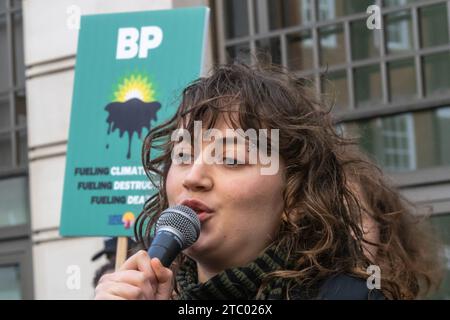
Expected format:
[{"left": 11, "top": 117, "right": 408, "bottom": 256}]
[{"left": 315, "top": 274, "right": 385, "bottom": 300}]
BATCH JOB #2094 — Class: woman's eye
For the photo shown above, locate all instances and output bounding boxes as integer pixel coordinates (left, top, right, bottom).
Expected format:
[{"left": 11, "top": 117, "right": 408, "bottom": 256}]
[
  {"left": 223, "top": 158, "right": 245, "bottom": 167},
  {"left": 176, "top": 152, "right": 192, "bottom": 163}
]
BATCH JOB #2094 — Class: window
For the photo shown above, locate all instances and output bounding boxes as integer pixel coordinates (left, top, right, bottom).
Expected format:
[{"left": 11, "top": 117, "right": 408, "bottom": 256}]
[
  {"left": 286, "top": 30, "right": 314, "bottom": 71},
  {"left": 322, "top": 69, "right": 349, "bottom": 111},
  {"left": 380, "top": 114, "right": 416, "bottom": 172},
  {"left": 319, "top": 24, "right": 344, "bottom": 63},
  {"left": 218, "top": 0, "right": 450, "bottom": 100},
  {"left": 0, "top": 264, "right": 22, "bottom": 299},
  {"left": 0, "top": 176, "right": 29, "bottom": 227},
  {"left": 317, "top": 0, "right": 336, "bottom": 21},
  {"left": 351, "top": 18, "right": 381, "bottom": 60},
  {"left": 0, "top": 239, "right": 33, "bottom": 299},
  {"left": 218, "top": 0, "right": 450, "bottom": 173},
  {"left": 0, "top": 0, "right": 27, "bottom": 174},
  {"left": 388, "top": 58, "right": 417, "bottom": 102},
  {"left": 0, "top": 0, "right": 28, "bottom": 230},
  {"left": 224, "top": 0, "right": 249, "bottom": 39},
  {"left": 354, "top": 64, "right": 382, "bottom": 107},
  {"left": 260, "top": 0, "right": 312, "bottom": 32},
  {"left": 430, "top": 214, "right": 450, "bottom": 299},
  {"left": 385, "top": 10, "right": 412, "bottom": 52},
  {"left": 420, "top": 3, "right": 449, "bottom": 48},
  {"left": 0, "top": 1, "right": 30, "bottom": 299},
  {"left": 346, "top": 106, "right": 450, "bottom": 172},
  {"left": 303, "top": 0, "right": 337, "bottom": 47},
  {"left": 423, "top": 51, "right": 450, "bottom": 96},
  {"left": 256, "top": 37, "right": 282, "bottom": 64},
  {"left": 300, "top": 0, "right": 314, "bottom": 23}
]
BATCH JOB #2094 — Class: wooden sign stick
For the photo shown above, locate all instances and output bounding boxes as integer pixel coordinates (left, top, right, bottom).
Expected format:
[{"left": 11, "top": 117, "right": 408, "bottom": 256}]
[{"left": 115, "top": 237, "right": 128, "bottom": 271}]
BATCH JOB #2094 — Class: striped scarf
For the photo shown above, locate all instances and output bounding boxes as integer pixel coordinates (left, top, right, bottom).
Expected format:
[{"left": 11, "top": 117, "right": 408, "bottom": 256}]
[{"left": 175, "top": 245, "right": 305, "bottom": 300}]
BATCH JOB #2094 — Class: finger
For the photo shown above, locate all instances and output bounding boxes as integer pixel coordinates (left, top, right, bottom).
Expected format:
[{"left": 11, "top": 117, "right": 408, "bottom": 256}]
[
  {"left": 150, "top": 258, "right": 174, "bottom": 299},
  {"left": 96, "top": 281, "right": 146, "bottom": 300},
  {"left": 120, "top": 250, "right": 151, "bottom": 274},
  {"left": 120, "top": 250, "right": 157, "bottom": 288},
  {"left": 106, "top": 270, "right": 155, "bottom": 300},
  {"left": 94, "top": 293, "right": 126, "bottom": 300}
]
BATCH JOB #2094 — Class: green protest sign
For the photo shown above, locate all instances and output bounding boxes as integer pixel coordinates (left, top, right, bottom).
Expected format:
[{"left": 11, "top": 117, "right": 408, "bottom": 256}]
[{"left": 60, "top": 7, "right": 209, "bottom": 236}]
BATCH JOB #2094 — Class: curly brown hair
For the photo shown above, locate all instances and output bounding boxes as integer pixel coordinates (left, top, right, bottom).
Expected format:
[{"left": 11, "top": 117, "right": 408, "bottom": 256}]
[{"left": 134, "top": 61, "right": 443, "bottom": 299}]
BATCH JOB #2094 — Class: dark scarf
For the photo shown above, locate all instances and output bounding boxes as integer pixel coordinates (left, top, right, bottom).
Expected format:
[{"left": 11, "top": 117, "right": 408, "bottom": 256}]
[{"left": 175, "top": 245, "right": 308, "bottom": 300}]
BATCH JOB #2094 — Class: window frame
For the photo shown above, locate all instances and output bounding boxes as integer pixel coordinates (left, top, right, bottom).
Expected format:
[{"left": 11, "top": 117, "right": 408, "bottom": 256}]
[
  {"left": 214, "top": 0, "right": 450, "bottom": 184},
  {"left": 380, "top": 113, "right": 416, "bottom": 171},
  {"left": 0, "top": 0, "right": 26, "bottom": 175},
  {"left": 0, "top": 1, "right": 31, "bottom": 299},
  {"left": 215, "top": 0, "right": 450, "bottom": 118},
  {"left": 0, "top": 238, "right": 34, "bottom": 300},
  {"left": 0, "top": 0, "right": 28, "bottom": 211}
]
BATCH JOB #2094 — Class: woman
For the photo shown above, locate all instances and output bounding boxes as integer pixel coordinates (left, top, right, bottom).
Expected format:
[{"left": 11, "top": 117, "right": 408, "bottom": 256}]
[{"left": 94, "top": 62, "right": 442, "bottom": 300}]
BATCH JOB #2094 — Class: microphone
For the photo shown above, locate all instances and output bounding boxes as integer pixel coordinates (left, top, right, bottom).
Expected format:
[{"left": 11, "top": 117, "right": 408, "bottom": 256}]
[{"left": 147, "top": 205, "right": 200, "bottom": 267}]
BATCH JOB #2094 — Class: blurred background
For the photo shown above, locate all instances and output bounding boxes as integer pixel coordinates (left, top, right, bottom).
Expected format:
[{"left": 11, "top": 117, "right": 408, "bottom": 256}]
[{"left": 0, "top": 0, "right": 449, "bottom": 299}]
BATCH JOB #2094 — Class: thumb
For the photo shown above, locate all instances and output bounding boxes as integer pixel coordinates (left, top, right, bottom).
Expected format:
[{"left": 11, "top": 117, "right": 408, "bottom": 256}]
[{"left": 150, "top": 258, "right": 174, "bottom": 299}]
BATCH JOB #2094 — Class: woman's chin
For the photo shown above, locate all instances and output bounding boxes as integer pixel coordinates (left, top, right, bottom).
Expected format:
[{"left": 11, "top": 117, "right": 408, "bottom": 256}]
[{"left": 184, "top": 235, "right": 214, "bottom": 258}]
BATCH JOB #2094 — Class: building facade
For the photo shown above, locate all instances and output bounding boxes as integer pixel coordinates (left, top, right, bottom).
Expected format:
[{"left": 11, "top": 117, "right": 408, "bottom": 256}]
[{"left": 0, "top": 0, "right": 448, "bottom": 299}]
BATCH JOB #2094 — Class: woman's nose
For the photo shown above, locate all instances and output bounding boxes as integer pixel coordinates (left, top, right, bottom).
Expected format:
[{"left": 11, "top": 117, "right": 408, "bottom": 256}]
[{"left": 182, "top": 161, "right": 213, "bottom": 192}]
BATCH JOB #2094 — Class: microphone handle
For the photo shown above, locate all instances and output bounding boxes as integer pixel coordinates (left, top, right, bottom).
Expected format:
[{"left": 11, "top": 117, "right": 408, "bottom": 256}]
[{"left": 147, "top": 230, "right": 182, "bottom": 267}]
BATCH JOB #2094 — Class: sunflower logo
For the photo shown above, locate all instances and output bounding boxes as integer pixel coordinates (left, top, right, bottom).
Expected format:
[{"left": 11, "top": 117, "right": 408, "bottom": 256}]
[
  {"left": 113, "top": 74, "right": 156, "bottom": 102},
  {"left": 105, "top": 73, "right": 161, "bottom": 159},
  {"left": 122, "top": 211, "right": 135, "bottom": 229}
]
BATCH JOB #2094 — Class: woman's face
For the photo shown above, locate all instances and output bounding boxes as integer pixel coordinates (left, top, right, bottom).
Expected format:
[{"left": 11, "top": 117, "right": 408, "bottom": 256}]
[{"left": 166, "top": 117, "right": 286, "bottom": 270}]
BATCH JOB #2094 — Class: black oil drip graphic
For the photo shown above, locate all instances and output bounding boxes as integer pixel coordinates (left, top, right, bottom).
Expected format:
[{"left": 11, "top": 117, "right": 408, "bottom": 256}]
[{"left": 105, "top": 98, "right": 161, "bottom": 159}]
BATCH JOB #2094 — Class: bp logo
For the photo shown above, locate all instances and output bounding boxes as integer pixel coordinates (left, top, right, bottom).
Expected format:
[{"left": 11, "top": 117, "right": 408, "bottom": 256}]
[{"left": 105, "top": 73, "right": 161, "bottom": 159}]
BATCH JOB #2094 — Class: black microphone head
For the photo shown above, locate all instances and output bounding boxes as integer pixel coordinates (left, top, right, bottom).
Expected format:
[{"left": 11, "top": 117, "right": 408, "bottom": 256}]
[{"left": 155, "top": 205, "right": 200, "bottom": 249}]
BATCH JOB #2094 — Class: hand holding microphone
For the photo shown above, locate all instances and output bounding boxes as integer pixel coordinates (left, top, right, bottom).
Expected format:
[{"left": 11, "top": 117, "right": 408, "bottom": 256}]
[{"left": 94, "top": 205, "right": 200, "bottom": 300}]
